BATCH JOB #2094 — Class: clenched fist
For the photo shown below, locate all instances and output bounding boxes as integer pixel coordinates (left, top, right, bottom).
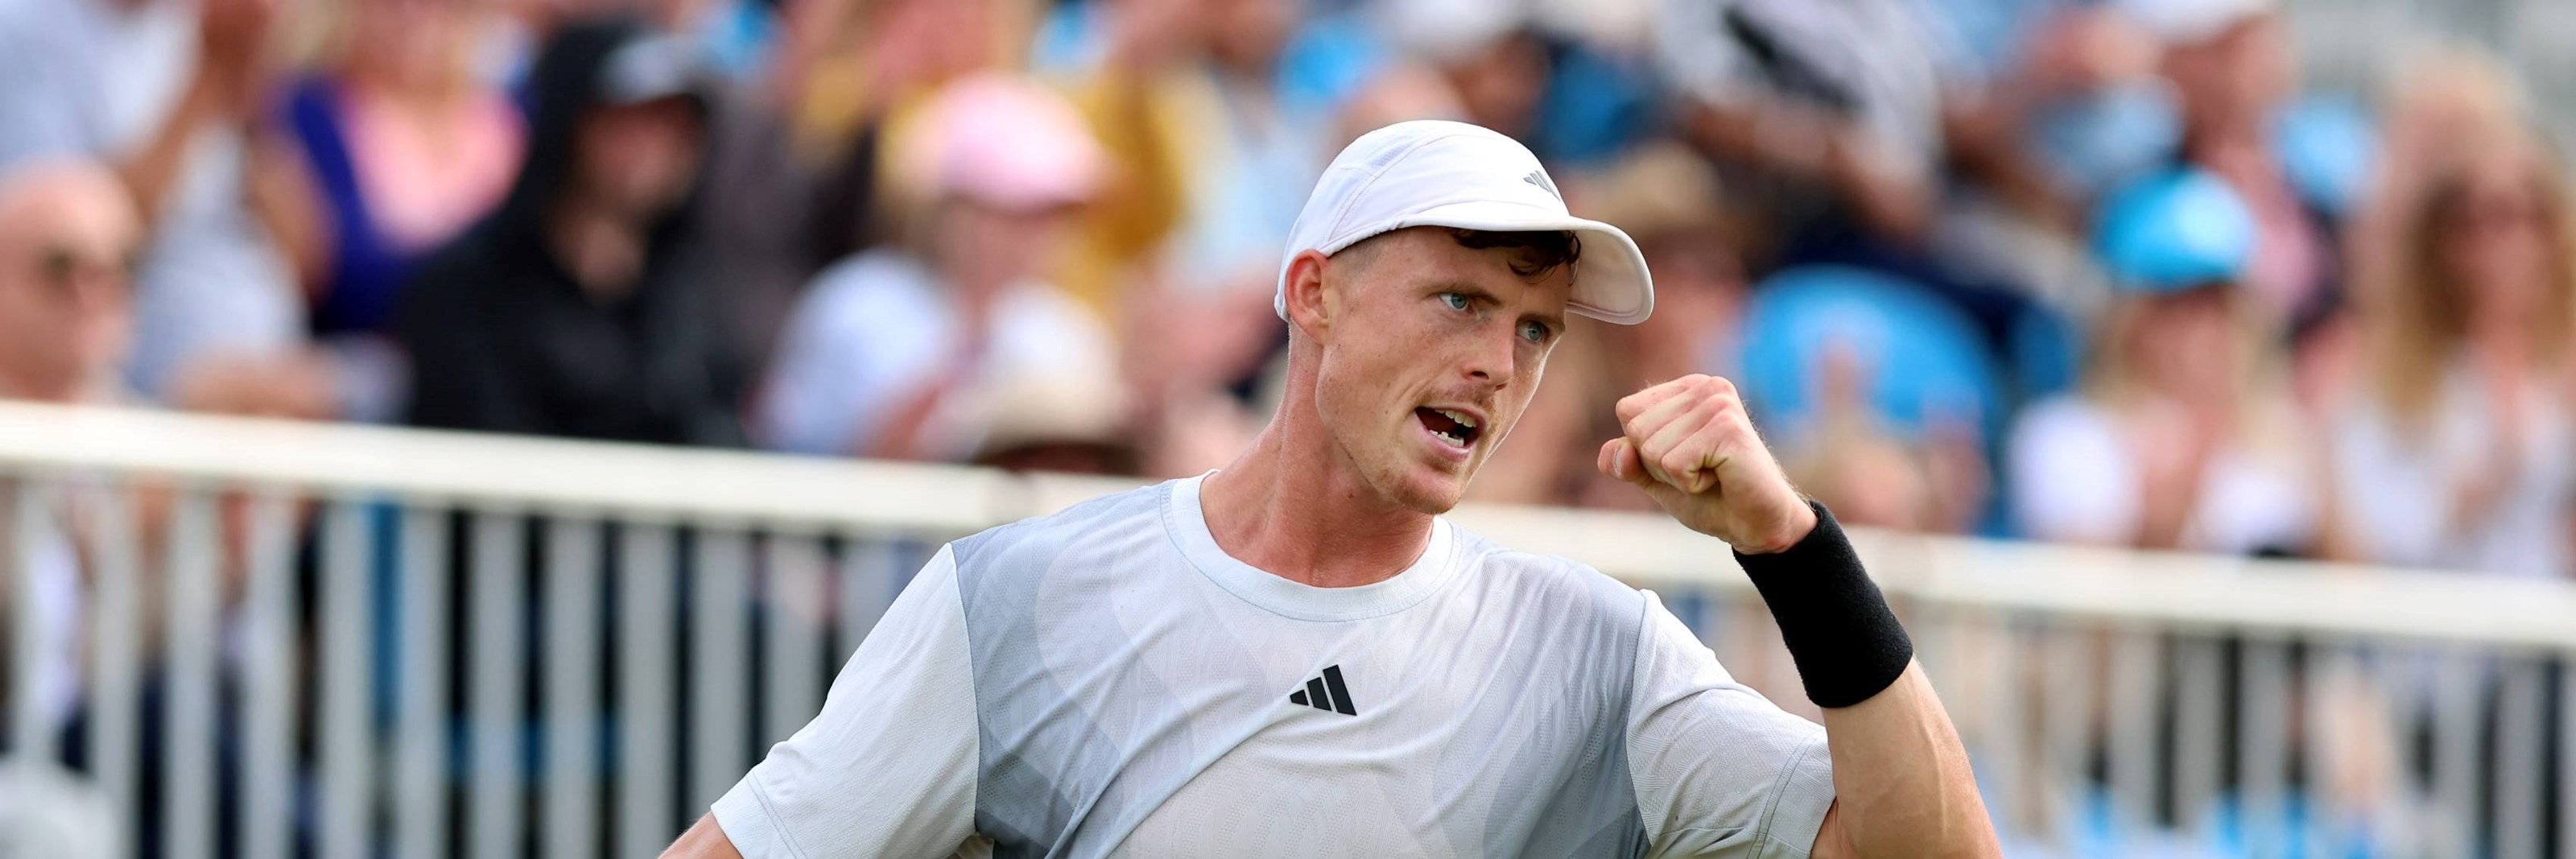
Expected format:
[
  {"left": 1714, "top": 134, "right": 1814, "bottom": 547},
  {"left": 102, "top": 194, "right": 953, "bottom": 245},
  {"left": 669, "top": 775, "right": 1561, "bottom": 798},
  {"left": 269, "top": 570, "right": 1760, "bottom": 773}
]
[{"left": 1596, "top": 374, "right": 1817, "bottom": 554}]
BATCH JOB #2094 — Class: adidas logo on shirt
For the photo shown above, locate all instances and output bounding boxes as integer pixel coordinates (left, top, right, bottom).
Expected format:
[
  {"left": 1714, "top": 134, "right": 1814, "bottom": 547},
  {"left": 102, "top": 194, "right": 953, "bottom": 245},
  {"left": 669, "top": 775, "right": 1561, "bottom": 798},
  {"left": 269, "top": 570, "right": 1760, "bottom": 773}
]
[{"left": 1287, "top": 665, "right": 1356, "bottom": 716}]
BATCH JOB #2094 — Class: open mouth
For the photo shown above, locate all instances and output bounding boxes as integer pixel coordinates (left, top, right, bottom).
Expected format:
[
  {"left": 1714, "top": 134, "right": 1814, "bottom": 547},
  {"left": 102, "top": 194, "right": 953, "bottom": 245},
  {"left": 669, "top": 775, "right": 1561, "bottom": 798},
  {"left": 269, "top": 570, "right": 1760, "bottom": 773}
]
[{"left": 1414, "top": 407, "right": 1483, "bottom": 449}]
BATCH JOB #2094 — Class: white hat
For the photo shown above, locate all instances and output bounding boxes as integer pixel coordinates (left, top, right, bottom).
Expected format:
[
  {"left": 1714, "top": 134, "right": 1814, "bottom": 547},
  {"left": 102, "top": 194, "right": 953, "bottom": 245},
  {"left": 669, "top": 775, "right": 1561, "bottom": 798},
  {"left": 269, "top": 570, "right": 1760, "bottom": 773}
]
[{"left": 1275, "top": 120, "right": 1654, "bottom": 324}]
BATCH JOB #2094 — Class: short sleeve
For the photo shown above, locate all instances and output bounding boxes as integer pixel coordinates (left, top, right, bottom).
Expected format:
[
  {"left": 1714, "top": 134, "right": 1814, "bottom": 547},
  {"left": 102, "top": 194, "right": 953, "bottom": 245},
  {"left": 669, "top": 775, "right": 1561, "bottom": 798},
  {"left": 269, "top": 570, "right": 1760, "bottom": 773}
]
[
  {"left": 712, "top": 546, "right": 980, "bottom": 858},
  {"left": 1627, "top": 591, "right": 1835, "bottom": 859}
]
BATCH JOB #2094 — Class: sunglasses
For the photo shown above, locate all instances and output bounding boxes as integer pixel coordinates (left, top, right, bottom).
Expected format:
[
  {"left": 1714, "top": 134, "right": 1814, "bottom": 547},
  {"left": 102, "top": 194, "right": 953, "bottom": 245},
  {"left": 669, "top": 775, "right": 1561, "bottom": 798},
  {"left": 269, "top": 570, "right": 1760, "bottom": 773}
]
[{"left": 31, "top": 246, "right": 137, "bottom": 296}]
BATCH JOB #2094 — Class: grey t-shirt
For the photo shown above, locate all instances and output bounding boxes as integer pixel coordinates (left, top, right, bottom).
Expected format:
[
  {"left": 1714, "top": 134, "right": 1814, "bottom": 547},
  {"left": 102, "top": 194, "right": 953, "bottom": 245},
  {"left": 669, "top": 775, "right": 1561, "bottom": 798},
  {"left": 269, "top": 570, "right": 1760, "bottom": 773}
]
[{"left": 714, "top": 475, "right": 1835, "bottom": 857}]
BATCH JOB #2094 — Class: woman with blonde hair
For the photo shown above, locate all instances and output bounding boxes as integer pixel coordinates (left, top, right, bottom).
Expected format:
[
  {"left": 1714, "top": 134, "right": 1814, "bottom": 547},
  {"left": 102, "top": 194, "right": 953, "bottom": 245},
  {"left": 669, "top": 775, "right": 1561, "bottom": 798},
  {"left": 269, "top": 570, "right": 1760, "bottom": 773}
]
[{"left": 2326, "top": 121, "right": 2576, "bottom": 578}]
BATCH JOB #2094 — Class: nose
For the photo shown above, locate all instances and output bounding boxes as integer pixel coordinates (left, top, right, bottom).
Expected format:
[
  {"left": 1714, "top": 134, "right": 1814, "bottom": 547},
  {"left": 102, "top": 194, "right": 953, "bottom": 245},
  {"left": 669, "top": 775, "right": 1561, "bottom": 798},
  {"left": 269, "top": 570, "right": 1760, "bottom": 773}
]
[{"left": 1459, "top": 322, "right": 1516, "bottom": 388}]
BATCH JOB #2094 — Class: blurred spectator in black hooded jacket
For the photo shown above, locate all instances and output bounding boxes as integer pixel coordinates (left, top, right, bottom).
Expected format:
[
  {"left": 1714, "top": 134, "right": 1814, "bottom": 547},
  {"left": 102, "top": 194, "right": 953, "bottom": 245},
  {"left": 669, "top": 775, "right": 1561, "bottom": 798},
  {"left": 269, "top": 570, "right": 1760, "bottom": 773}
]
[{"left": 395, "top": 18, "right": 747, "bottom": 445}]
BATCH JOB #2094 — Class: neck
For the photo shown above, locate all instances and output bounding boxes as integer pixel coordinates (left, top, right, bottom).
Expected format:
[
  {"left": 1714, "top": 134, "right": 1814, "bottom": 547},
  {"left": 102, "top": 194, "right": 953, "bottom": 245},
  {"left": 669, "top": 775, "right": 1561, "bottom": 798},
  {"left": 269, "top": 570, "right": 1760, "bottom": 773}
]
[
  {"left": 1199, "top": 398, "right": 1437, "bottom": 588},
  {"left": 548, "top": 198, "right": 649, "bottom": 301}
]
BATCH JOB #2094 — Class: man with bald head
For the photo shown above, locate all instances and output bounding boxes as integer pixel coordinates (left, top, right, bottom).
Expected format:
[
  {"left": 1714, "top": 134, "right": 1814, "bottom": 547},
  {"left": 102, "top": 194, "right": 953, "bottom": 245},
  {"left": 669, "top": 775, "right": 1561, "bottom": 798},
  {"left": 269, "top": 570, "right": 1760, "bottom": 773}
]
[
  {"left": 0, "top": 159, "right": 142, "bottom": 794},
  {"left": 0, "top": 159, "right": 140, "bottom": 405}
]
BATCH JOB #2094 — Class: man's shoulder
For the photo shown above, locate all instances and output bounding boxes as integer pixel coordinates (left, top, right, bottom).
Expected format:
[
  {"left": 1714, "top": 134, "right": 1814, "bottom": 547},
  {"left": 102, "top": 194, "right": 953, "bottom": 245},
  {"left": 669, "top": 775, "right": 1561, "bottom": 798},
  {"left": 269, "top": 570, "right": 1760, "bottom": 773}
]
[
  {"left": 949, "top": 479, "right": 1173, "bottom": 574},
  {"left": 1447, "top": 523, "right": 1653, "bottom": 628}
]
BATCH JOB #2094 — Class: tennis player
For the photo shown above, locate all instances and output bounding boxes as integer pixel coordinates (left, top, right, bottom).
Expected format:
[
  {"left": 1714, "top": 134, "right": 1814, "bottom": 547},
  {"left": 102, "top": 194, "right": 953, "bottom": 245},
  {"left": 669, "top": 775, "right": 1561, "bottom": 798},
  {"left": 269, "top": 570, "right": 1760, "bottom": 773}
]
[{"left": 666, "top": 120, "right": 1996, "bottom": 857}]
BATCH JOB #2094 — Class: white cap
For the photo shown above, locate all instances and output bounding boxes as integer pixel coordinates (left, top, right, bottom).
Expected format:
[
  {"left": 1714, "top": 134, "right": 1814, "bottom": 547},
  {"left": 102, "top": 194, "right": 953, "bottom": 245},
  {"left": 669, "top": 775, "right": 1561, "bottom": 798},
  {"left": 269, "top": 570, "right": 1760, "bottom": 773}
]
[{"left": 1276, "top": 120, "right": 1654, "bottom": 324}]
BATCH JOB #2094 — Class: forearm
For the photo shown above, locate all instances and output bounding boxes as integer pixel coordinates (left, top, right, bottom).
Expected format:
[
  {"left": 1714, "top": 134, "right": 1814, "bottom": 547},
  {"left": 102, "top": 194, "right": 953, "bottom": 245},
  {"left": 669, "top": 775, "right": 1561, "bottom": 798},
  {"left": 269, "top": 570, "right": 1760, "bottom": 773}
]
[
  {"left": 118, "top": 69, "right": 230, "bottom": 225},
  {"left": 1815, "top": 663, "right": 1994, "bottom": 857},
  {"left": 1728, "top": 503, "right": 1995, "bottom": 857}
]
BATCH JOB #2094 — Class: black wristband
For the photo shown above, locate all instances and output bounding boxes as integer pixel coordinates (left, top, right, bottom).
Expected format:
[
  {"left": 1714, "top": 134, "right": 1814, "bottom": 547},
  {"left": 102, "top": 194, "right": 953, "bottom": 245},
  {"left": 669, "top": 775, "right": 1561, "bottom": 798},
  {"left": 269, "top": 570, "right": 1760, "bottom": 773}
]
[{"left": 1732, "top": 502, "right": 1912, "bottom": 708}]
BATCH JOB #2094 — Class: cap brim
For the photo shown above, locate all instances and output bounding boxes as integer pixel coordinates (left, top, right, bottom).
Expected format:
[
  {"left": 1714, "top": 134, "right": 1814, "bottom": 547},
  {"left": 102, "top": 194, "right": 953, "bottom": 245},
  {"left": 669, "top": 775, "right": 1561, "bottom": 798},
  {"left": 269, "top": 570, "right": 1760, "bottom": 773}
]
[
  {"left": 599, "top": 35, "right": 708, "bottom": 107},
  {"left": 1380, "top": 200, "right": 1655, "bottom": 324}
]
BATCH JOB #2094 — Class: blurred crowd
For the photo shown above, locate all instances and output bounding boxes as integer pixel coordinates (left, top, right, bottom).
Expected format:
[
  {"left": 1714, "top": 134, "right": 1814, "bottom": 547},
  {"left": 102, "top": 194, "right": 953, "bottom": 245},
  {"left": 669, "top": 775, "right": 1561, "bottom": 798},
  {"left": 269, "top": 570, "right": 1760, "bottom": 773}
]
[{"left": 2, "top": 0, "right": 2573, "bottom": 579}]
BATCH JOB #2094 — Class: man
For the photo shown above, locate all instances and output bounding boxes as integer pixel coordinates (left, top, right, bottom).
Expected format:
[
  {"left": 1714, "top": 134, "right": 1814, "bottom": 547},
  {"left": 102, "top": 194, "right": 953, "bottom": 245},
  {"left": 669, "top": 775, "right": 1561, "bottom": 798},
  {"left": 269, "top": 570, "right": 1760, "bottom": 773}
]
[
  {"left": 396, "top": 18, "right": 749, "bottom": 445},
  {"left": 0, "top": 159, "right": 142, "bottom": 753},
  {"left": 667, "top": 121, "right": 1996, "bottom": 857}
]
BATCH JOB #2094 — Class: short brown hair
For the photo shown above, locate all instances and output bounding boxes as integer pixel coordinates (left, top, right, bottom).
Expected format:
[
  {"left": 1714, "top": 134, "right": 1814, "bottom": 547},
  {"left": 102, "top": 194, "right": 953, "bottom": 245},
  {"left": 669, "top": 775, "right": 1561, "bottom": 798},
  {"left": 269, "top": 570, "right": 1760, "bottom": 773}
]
[
  {"left": 1337, "top": 227, "right": 1583, "bottom": 280},
  {"left": 1443, "top": 228, "right": 1582, "bottom": 279}
]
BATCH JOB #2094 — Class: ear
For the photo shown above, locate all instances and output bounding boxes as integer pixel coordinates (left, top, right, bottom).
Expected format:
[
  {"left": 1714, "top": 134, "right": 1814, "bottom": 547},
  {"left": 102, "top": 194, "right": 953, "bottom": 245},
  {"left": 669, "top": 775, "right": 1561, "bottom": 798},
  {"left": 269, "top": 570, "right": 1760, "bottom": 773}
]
[{"left": 1282, "top": 248, "right": 1336, "bottom": 341}]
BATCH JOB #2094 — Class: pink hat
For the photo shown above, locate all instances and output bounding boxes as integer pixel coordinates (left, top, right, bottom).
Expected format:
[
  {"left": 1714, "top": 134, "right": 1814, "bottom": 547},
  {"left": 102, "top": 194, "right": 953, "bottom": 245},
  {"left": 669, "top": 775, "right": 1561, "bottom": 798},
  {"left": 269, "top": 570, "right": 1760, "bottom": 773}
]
[{"left": 916, "top": 73, "right": 1106, "bottom": 211}]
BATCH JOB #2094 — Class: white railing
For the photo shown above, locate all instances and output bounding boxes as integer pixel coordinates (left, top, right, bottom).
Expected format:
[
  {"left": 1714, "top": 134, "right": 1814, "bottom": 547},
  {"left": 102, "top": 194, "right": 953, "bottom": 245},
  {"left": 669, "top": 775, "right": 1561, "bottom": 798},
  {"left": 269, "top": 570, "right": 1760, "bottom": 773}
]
[{"left": 0, "top": 400, "right": 2568, "bottom": 858}]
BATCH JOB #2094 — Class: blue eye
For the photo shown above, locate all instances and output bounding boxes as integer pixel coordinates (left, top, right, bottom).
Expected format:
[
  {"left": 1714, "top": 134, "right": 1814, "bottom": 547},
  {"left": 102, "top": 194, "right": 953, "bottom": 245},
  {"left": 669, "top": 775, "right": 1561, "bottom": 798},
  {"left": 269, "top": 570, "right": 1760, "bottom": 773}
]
[
  {"left": 1439, "top": 292, "right": 1471, "bottom": 311},
  {"left": 1519, "top": 320, "right": 1550, "bottom": 343}
]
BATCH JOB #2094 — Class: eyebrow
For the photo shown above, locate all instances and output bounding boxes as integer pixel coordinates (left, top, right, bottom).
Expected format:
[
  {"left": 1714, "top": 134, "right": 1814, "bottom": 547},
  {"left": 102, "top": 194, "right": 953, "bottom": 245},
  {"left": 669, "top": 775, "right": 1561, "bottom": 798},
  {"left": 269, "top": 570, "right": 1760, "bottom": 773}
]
[
  {"left": 1424, "top": 278, "right": 1495, "bottom": 299},
  {"left": 1428, "top": 280, "right": 1567, "bottom": 328}
]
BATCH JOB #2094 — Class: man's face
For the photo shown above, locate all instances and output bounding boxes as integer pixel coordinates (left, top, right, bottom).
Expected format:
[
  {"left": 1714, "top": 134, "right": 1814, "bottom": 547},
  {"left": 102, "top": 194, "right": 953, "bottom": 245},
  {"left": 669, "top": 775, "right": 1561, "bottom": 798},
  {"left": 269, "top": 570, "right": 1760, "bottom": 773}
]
[
  {"left": 575, "top": 97, "right": 703, "bottom": 221},
  {"left": 0, "top": 174, "right": 138, "bottom": 399},
  {"left": 1308, "top": 228, "right": 1571, "bottom": 514}
]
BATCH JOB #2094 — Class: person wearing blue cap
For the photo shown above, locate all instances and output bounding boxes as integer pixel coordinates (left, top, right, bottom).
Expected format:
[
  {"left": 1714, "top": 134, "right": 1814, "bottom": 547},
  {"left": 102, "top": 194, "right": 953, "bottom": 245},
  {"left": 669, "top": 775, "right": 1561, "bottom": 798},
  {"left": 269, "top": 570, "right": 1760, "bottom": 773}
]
[{"left": 2005, "top": 167, "right": 2314, "bottom": 553}]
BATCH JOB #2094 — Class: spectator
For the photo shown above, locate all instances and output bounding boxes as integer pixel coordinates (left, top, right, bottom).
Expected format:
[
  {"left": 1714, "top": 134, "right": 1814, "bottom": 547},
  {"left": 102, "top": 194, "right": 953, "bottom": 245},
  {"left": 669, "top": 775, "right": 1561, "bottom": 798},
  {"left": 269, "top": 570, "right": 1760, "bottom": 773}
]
[
  {"left": 2325, "top": 124, "right": 2576, "bottom": 578},
  {"left": 2008, "top": 168, "right": 2312, "bottom": 552},
  {"left": 2128, "top": 0, "right": 2334, "bottom": 322},
  {"left": 396, "top": 19, "right": 747, "bottom": 444},
  {"left": 279, "top": 0, "right": 526, "bottom": 422},
  {"left": 755, "top": 73, "right": 1122, "bottom": 461},
  {"left": 0, "top": 159, "right": 142, "bottom": 747},
  {"left": 0, "top": 0, "right": 337, "bottom": 415}
]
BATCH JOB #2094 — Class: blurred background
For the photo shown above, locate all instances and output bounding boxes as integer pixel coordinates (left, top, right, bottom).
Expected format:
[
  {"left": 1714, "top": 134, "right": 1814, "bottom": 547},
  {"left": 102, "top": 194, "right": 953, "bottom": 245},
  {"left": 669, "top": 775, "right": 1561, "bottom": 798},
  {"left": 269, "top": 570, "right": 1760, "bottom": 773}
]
[{"left": 4, "top": 0, "right": 2576, "bottom": 855}]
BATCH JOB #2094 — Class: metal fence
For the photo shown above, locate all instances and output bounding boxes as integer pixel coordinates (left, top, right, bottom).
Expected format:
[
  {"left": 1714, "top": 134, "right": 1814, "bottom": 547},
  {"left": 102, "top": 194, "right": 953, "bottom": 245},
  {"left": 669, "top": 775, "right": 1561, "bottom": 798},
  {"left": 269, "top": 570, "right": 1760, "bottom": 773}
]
[{"left": 1, "top": 401, "right": 2571, "bottom": 858}]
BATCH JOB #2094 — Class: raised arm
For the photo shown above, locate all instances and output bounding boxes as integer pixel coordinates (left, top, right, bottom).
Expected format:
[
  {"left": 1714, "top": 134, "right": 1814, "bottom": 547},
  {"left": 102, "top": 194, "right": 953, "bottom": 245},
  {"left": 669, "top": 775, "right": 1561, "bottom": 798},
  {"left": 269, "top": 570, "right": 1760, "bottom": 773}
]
[
  {"left": 1808, "top": 663, "right": 1986, "bottom": 857},
  {"left": 1600, "top": 374, "right": 1996, "bottom": 857}
]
